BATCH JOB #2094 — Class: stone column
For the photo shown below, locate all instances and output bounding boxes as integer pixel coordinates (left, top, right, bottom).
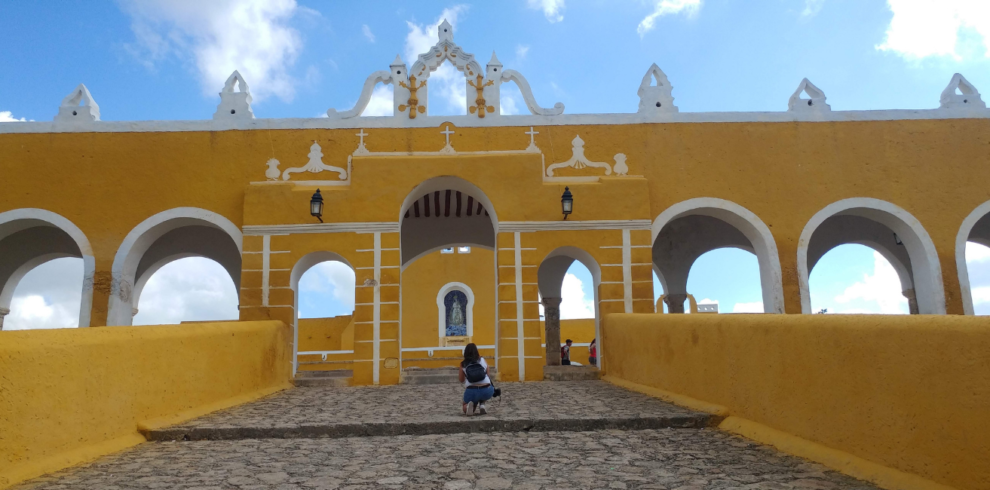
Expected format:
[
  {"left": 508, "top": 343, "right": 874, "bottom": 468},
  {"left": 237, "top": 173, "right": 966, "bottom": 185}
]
[
  {"left": 902, "top": 289, "right": 919, "bottom": 315},
  {"left": 542, "top": 297, "right": 562, "bottom": 366},
  {"left": 664, "top": 294, "right": 688, "bottom": 314},
  {"left": 0, "top": 307, "right": 9, "bottom": 330}
]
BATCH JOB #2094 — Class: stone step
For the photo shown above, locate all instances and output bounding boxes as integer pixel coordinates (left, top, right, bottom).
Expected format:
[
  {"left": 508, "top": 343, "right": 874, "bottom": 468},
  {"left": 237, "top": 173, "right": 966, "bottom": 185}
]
[
  {"left": 295, "top": 369, "right": 353, "bottom": 379},
  {"left": 543, "top": 365, "right": 602, "bottom": 381},
  {"left": 400, "top": 366, "right": 497, "bottom": 384},
  {"left": 293, "top": 369, "right": 353, "bottom": 387}
]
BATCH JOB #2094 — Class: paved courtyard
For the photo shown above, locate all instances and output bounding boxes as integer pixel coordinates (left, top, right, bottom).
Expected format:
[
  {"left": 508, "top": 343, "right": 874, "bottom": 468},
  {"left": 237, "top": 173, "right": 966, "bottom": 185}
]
[{"left": 14, "top": 381, "right": 880, "bottom": 489}]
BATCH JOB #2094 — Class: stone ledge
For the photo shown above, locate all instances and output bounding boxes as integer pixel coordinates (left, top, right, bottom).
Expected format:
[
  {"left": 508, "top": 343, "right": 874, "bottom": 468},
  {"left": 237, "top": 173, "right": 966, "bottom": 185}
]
[{"left": 543, "top": 365, "right": 601, "bottom": 381}]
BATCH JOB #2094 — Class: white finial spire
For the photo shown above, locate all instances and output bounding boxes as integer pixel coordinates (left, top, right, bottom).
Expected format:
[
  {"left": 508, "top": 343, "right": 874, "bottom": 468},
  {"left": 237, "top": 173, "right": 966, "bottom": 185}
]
[
  {"left": 391, "top": 54, "right": 404, "bottom": 66},
  {"left": 488, "top": 51, "right": 502, "bottom": 66},
  {"left": 787, "top": 78, "right": 830, "bottom": 113},
  {"left": 214, "top": 71, "right": 254, "bottom": 119},
  {"left": 940, "top": 73, "right": 986, "bottom": 109},
  {"left": 438, "top": 19, "right": 453, "bottom": 42},
  {"left": 55, "top": 84, "right": 100, "bottom": 122}
]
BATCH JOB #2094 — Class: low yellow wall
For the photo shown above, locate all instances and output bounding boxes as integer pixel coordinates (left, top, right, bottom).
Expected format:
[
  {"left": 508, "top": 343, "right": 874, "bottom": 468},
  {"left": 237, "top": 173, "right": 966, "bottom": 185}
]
[
  {"left": 298, "top": 315, "right": 354, "bottom": 352},
  {"left": 0, "top": 321, "right": 292, "bottom": 488},
  {"left": 602, "top": 314, "right": 990, "bottom": 490}
]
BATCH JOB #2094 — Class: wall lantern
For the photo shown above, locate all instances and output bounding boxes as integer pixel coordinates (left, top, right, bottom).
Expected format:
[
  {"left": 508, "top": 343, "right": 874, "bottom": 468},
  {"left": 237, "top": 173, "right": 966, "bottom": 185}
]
[
  {"left": 310, "top": 189, "right": 324, "bottom": 223},
  {"left": 561, "top": 186, "right": 573, "bottom": 220}
]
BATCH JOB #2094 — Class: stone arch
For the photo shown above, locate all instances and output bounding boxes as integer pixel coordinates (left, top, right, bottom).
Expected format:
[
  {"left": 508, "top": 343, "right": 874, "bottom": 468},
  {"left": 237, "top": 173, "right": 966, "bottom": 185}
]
[
  {"left": 107, "top": 208, "right": 242, "bottom": 326},
  {"left": 955, "top": 200, "right": 990, "bottom": 315},
  {"left": 537, "top": 246, "right": 603, "bottom": 366},
  {"left": 798, "top": 198, "right": 945, "bottom": 314},
  {"left": 290, "top": 251, "right": 356, "bottom": 375},
  {"left": 0, "top": 209, "right": 95, "bottom": 328},
  {"left": 437, "top": 281, "right": 475, "bottom": 343},
  {"left": 399, "top": 176, "right": 498, "bottom": 267},
  {"left": 651, "top": 198, "right": 785, "bottom": 314}
]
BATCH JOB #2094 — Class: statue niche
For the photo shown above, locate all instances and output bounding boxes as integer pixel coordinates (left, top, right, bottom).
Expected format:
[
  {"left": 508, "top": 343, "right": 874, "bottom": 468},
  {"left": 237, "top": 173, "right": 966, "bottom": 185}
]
[{"left": 444, "top": 290, "right": 468, "bottom": 336}]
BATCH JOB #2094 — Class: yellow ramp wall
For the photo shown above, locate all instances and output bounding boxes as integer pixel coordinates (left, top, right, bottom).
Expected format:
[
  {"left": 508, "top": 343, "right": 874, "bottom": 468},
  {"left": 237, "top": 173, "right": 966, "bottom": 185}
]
[
  {"left": 298, "top": 316, "right": 354, "bottom": 352},
  {"left": 602, "top": 313, "right": 990, "bottom": 490},
  {"left": 0, "top": 321, "right": 292, "bottom": 488}
]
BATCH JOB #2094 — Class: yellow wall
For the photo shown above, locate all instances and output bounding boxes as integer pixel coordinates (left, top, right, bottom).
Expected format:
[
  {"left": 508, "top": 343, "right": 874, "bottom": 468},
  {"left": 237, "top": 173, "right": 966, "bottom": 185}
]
[
  {"left": 0, "top": 321, "right": 292, "bottom": 489},
  {"left": 603, "top": 313, "right": 990, "bottom": 490},
  {"left": 540, "top": 318, "right": 597, "bottom": 364},
  {"left": 298, "top": 315, "right": 353, "bottom": 351}
]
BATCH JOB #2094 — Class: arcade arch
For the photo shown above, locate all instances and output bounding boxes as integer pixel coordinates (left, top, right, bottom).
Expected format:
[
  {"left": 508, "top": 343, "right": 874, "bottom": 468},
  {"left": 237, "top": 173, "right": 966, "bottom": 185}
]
[
  {"left": 290, "top": 251, "right": 356, "bottom": 374},
  {"left": 132, "top": 257, "right": 239, "bottom": 325},
  {"left": 651, "top": 198, "right": 785, "bottom": 314},
  {"left": 955, "top": 200, "right": 990, "bottom": 315},
  {"left": 0, "top": 209, "right": 95, "bottom": 329},
  {"left": 537, "top": 246, "right": 602, "bottom": 366},
  {"left": 399, "top": 176, "right": 498, "bottom": 267},
  {"left": 798, "top": 198, "right": 944, "bottom": 314},
  {"left": 107, "top": 208, "right": 242, "bottom": 326}
]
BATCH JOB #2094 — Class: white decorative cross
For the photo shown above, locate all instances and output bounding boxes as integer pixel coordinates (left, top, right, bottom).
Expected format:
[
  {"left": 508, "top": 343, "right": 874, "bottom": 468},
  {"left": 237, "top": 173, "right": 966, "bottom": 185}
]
[
  {"left": 441, "top": 126, "right": 455, "bottom": 146},
  {"left": 356, "top": 129, "right": 368, "bottom": 146},
  {"left": 525, "top": 126, "right": 539, "bottom": 152}
]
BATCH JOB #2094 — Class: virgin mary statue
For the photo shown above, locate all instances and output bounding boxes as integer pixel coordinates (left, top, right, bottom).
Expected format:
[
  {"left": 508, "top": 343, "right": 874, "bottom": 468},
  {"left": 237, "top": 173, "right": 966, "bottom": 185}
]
[{"left": 449, "top": 296, "right": 465, "bottom": 328}]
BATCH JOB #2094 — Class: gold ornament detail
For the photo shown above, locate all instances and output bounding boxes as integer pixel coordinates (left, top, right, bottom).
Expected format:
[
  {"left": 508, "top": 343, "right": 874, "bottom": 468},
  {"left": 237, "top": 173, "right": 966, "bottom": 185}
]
[
  {"left": 398, "top": 76, "right": 427, "bottom": 119},
  {"left": 467, "top": 74, "right": 495, "bottom": 118}
]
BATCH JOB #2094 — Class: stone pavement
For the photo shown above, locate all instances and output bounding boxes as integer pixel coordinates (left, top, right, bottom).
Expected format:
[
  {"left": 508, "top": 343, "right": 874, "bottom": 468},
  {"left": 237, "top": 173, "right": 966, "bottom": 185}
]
[{"left": 14, "top": 381, "right": 880, "bottom": 489}]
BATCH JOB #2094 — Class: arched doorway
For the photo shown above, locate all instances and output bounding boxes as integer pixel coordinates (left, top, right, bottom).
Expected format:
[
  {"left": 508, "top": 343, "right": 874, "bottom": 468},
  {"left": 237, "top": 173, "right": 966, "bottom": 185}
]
[
  {"left": 537, "top": 246, "right": 602, "bottom": 367},
  {"left": 651, "top": 198, "right": 785, "bottom": 314},
  {"left": 290, "top": 251, "right": 356, "bottom": 375},
  {"left": 0, "top": 209, "right": 95, "bottom": 329},
  {"left": 956, "top": 200, "right": 990, "bottom": 315},
  {"left": 798, "top": 198, "right": 944, "bottom": 314},
  {"left": 107, "top": 208, "right": 242, "bottom": 326}
]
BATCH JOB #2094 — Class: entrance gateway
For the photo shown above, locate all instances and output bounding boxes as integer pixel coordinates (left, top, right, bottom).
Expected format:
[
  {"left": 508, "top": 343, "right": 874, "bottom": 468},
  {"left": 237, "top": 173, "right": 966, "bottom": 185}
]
[{"left": 2, "top": 21, "right": 988, "bottom": 386}]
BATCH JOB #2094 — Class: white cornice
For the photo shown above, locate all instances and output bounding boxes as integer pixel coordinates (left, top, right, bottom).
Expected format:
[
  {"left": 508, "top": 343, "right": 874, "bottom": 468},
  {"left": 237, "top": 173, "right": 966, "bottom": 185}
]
[
  {"left": 2, "top": 108, "right": 989, "bottom": 135},
  {"left": 499, "top": 220, "right": 651, "bottom": 232},
  {"left": 243, "top": 222, "right": 399, "bottom": 236}
]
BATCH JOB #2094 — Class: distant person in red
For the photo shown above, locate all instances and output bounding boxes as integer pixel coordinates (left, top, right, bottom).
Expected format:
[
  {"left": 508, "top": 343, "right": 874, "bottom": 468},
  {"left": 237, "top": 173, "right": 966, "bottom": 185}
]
[
  {"left": 561, "top": 339, "right": 572, "bottom": 365},
  {"left": 589, "top": 338, "right": 597, "bottom": 367}
]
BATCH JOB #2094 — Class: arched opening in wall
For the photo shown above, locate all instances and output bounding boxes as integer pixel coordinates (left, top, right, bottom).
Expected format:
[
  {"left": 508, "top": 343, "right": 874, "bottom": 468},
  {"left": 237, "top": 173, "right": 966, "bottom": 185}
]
[
  {"left": 438, "top": 282, "right": 474, "bottom": 345},
  {"left": 0, "top": 209, "right": 94, "bottom": 330},
  {"left": 292, "top": 254, "right": 357, "bottom": 374},
  {"left": 808, "top": 244, "right": 908, "bottom": 314},
  {"left": 799, "top": 199, "right": 943, "bottom": 314},
  {"left": 538, "top": 247, "right": 601, "bottom": 368},
  {"left": 132, "top": 257, "right": 239, "bottom": 325},
  {"left": 651, "top": 199, "right": 785, "bottom": 314},
  {"left": 686, "top": 248, "right": 764, "bottom": 314},
  {"left": 955, "top": 202, "right": 990, "bottom": 315}
]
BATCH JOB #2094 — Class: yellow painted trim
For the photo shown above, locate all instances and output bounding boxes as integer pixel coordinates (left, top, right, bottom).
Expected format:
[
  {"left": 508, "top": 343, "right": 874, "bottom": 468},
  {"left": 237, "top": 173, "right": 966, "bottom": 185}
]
[
  {"left": 602, "top": 375, "right": 730, "bottom": 417},
  {"left": 137, "top": 382, "right": 292, "bottom": 434},
  {"left": 0, "top": 434, "right": 146, "bottom": 490},
  {"left": 719, "top": 417, "right": 958, "bottom": 490}
]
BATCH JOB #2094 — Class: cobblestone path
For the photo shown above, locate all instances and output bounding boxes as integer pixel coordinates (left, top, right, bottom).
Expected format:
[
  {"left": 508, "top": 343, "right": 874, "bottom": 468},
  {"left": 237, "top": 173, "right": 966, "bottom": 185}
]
[{"left": 14, "top": 381, "right": 880, "bottom": 489}]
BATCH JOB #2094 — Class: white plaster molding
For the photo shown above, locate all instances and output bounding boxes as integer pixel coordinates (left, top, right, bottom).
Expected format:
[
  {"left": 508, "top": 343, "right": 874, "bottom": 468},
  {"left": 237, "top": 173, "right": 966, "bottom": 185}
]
[
  {"left": 243, "top": 222, "right": 400, "bottom": 236},
  {"left": 613, "top": 153, "right": 629, "bottom": 176},
  {"left": 500, "top": 69, "right": 564, "bottom": 116},
  {"left": 108, "top": 207, "right": 243, "bottom": 326},
  {"left": 637, "top": 64, "right": 677, "bottom": 114},
  {"left": 651, "top": 198, "right": 785, "bottom": 314},
  {"left": 55, "top": 84, "right": 100, "bottom": 123},
  {"left": 500, "top": 219, "right": 651, "bottom": 232},
  {"left": 796, "top": 198, "right": 945, "bottom": 314},
  {"left": 955, "top": 200, "right": 990, "bottom": 315},
  {"left": 281, "top": 141, "right": 348, "bottom": 181},
  {"left": 546, "top": 135, "right": 613, "bottom": 177},
  {"left": 264, "top": 158, "right": 281, "bottom": 181},
  {"left": 940, "top": 73, "right": 986, "bottom": 110},
  {"left": 437, "top": 282, "right": 475, "bottom": 344},
  {"left": 213, "top": 71, "right": 254, "bottom": 120},
  {"left": 0, "top": 208, "right": 95, "bottom": 327},
  {"left": 327, "top": 70, "right": 393, "bottom": 119},
  {"left": 788, "top": 78, "right": 830, "bottom": 113}
]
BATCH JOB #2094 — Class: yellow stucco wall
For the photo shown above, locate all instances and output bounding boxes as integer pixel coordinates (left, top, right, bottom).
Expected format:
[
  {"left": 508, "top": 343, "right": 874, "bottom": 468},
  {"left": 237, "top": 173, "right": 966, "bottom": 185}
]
[
  {"left": 0, "top": 321, "right": 292, "bottom": 489},
  {"left": 602, "top": 313, "right": 990, "bottom": 490},
  {"left": 298, "top": 316, "right": 353, "bottom": 351},
  {"left": 541, "top": 318, "right": 596, "bottom": 363}
]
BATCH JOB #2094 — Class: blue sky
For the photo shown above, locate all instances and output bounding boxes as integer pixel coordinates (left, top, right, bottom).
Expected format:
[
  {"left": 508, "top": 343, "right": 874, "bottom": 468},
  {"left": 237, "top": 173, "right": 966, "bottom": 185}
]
[{"left": 4, "top": 0, "right": 990, "bottom": 327}]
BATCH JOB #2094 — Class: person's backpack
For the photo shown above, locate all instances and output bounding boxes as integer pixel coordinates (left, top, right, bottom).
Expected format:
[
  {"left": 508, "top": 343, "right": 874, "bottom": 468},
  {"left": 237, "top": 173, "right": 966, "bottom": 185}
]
[{"left": 464, "top": 361, "right": 487, "bottom": 383}]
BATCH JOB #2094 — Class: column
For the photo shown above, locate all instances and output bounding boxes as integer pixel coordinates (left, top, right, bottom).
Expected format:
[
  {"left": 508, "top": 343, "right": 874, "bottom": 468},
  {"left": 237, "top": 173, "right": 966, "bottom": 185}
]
[
  {"left": 664, "top": 293, "right": 688, "bottom": 313},
  {"left": 542, "top": 297, "right": 562, "bottom": 365},
  {"left": 902, "top": 289, "right": 919, "bottom": 315},
  {"left": 0, "top": 307, "right": 9, "bottom": 330}
]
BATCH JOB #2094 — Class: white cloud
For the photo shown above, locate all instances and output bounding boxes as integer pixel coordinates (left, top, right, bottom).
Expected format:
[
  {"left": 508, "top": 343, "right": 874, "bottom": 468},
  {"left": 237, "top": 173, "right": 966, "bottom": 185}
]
[
  {"left": 362, "top": 84, "right": 394, "bottom": 116},
  {"left": 966, "top": 241, "right": 990, "bottom": 262},
  {"left": 500, "top": 83, "right": 523, "bottom": 115},
  {"left": 4, "top": 258, "right": 83, "bottom": 330},
  {"left": 362, "top": 24, "right": 375, "bottom": 43},
  {"left": 133, "top": 257, "right": 239, "bottom": 325},
  {"left": 560, "top": 273, "right": 594, "bottom": 319},
  {"left": 971, "top": 285, "right": 990, "bottom": 305},
  {"left": 0, "top": 111, "right": 26, "bottom": 122},
  {"left": 732, "top": 301, "right": 764, "bottom": 313},
  {"left": 298, "top": 260, "right": 355, "bottom": 318},
  {"left": 877, "top": 0, "right": 990, "bottom": 60},
  {"left": 119, "top": 0, "right": 307, "bottom": 102},
  {"left": 832, "top": 251, "right": 909, "bottom": 314},
  {"left": 637, "top": 0, "right": 702, "bottom": 38},
  {"left": 527, "top": 0, "right": 564, "bottom": 23},
  {"left": 516, "top": 44, "right": 530, "bottom": 59},
  {"left": 405, "top": 6, "right": 469, "bottom": 115},
  {"left": 801, "top": 0, "right": 825, "bottom": 18}
]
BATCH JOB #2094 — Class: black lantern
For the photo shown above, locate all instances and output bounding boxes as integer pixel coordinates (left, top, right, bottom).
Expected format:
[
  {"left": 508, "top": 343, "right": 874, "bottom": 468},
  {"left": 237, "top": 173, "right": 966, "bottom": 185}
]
[
  {"left": 561, "top": 186, "right": 573, "bottom": 220},
  {"left": 310, "top": 189, "right": 324, "bottom": 223}
]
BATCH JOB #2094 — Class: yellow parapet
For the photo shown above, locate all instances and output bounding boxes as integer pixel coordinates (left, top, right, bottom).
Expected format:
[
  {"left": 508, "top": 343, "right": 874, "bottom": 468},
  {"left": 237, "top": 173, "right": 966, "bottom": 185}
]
[
  {"left": 0, "top": 321, "right": 292, "bottom": 489},
  {"left": 602, "top": 313, "right": 990, "bottom": 490}
]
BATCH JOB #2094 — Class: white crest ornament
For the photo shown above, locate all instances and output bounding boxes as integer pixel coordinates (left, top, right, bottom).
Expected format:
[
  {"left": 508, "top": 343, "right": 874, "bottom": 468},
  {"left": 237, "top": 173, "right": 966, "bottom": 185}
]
[
  {"left": 55, "top": 84, "right": 100, "bottom": 123},
  {"left": 282, "top": 142, "right": 348, "bottom": 181},
  {"left": 940, "top": 73, "right": 986, "bottom": 110},
  {"left": 637, "top": 64, "right": 677, "bottom": 113},
  {"left": 546, "top": 136, "right": 613, "bottom": 177},
  {"left": 214, "top": 70, "right": 254, "bottom": 120},
  {"left": 264, "top": 159, "right": 281, "bottom": 181},
  {"left": 788, "top": 78, "right": 830, "bottom": 113}
]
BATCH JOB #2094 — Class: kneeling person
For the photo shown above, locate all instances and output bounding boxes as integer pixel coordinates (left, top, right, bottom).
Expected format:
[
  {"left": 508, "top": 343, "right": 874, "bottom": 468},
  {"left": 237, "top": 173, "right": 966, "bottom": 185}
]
[{"left": 459, "top": 343, "right": 494, "bottom": 415}]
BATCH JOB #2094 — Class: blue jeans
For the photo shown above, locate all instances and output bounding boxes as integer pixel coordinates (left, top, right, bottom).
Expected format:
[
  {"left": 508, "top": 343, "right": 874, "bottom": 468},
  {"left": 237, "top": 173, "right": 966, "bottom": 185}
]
[{"left": 462, "top": 385, "right": 494, "bottom": 405}]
